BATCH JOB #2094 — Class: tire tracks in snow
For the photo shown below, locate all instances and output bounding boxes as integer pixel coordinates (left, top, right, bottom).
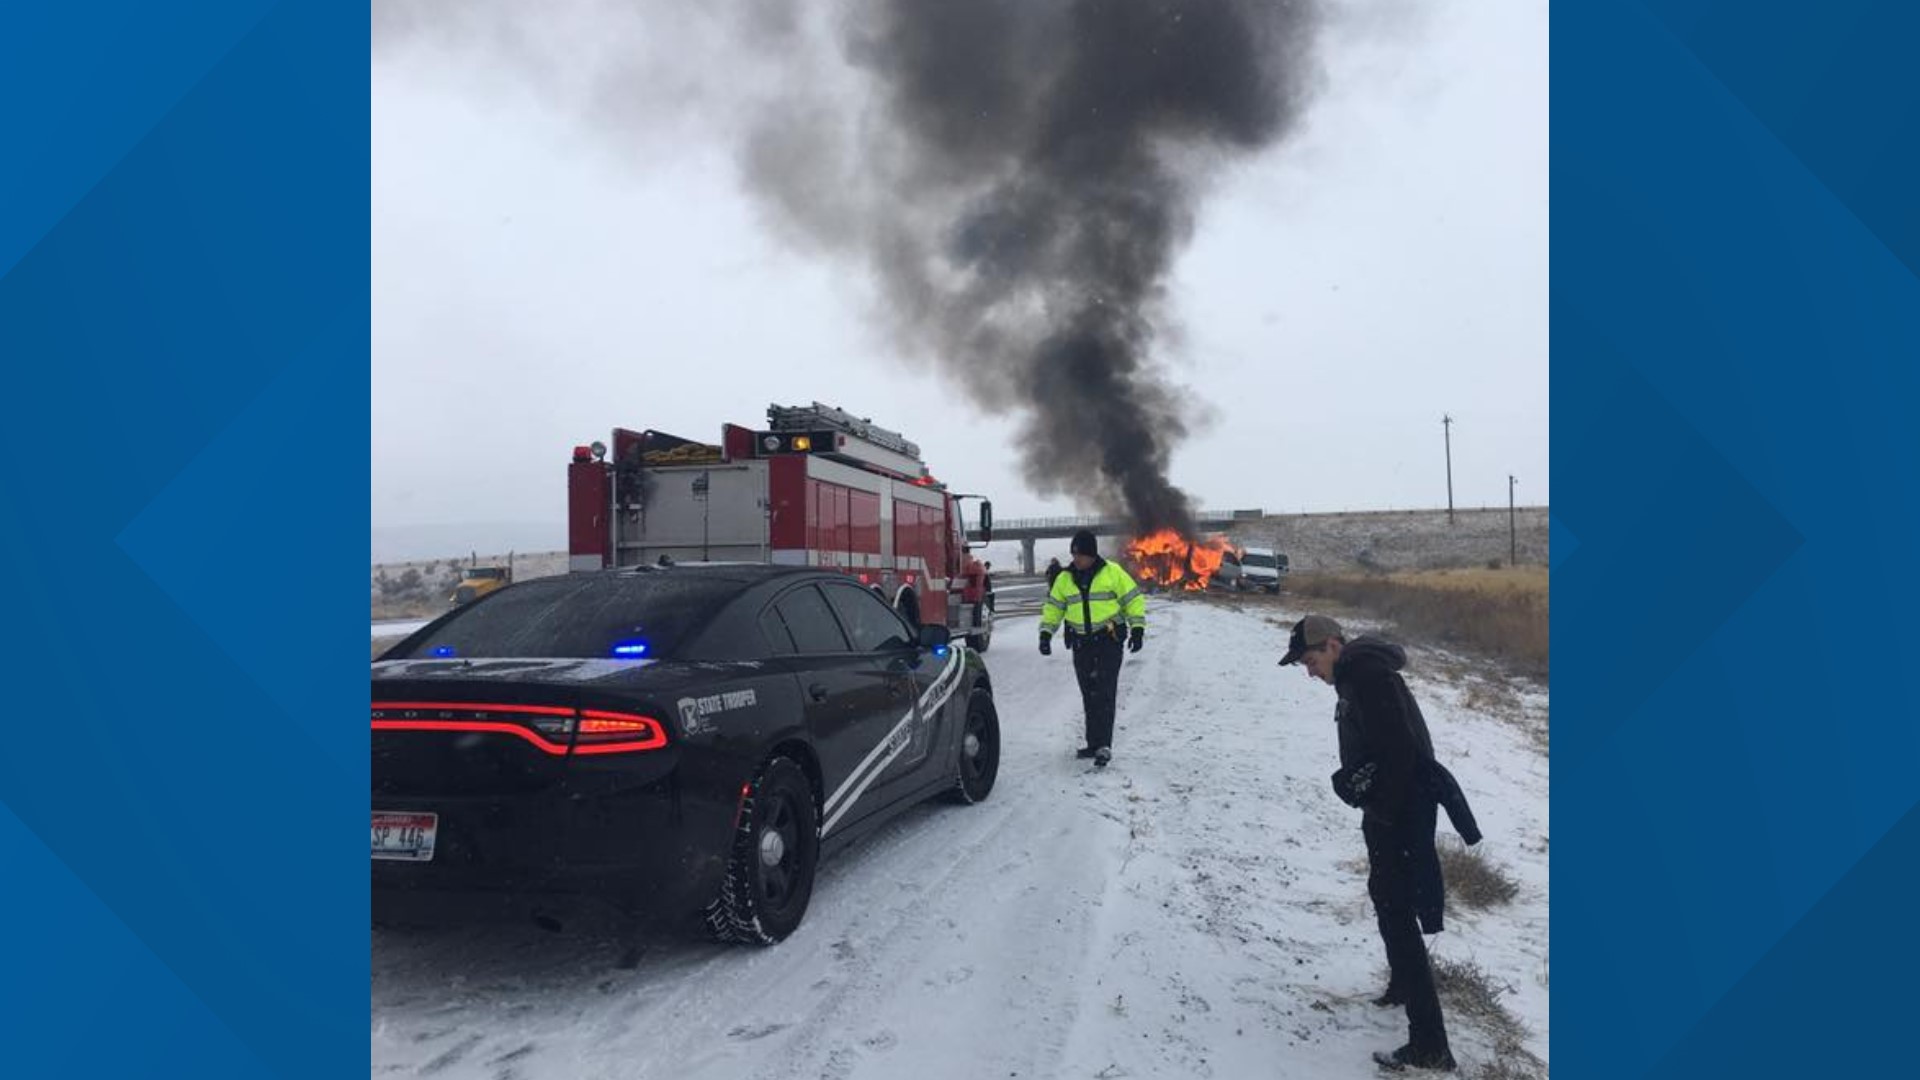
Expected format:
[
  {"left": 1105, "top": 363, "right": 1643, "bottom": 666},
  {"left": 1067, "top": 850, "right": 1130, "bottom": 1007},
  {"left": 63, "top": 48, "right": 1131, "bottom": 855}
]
[{"left": 565, "top": 645, "right": 1119, "bottom": 1080}]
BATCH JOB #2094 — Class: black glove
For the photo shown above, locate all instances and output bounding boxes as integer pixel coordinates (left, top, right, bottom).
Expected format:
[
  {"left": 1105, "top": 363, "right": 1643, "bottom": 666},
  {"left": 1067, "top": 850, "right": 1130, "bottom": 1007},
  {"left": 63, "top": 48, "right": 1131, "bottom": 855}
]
[
  {"left": 1039, "top": 632, "right": 1052, "bottom": 656},
  {"left": 1128, "top": 626, "right": 1144, "bottom": 653},
  {"left": 1331, "top": 761, "right": 1378, "bottom": 807}
]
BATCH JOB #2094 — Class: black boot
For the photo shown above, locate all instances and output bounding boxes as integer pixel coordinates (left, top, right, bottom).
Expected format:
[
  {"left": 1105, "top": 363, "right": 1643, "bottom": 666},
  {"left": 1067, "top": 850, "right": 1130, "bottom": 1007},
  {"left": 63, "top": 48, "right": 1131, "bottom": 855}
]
[
  {"left": 1372, "top": 986, "right": 1405, "bottom": 1008},
  {"left": 1373, "top": 1043, "right": 1456, "bottom": 1072},
  {"left": 1094, "top": 747, "right": 1112, "bottom": 768},
  {"left": 1075, "top": 746, "right": 1097, "bottom": 759}
]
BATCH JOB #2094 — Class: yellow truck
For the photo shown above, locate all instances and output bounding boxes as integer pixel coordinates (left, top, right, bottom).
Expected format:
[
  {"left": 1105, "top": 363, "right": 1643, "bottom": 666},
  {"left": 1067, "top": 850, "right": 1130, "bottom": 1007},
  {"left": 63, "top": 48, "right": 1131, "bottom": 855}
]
[{"left": 449, "top": 564, "right": 512, "bottom": 607}]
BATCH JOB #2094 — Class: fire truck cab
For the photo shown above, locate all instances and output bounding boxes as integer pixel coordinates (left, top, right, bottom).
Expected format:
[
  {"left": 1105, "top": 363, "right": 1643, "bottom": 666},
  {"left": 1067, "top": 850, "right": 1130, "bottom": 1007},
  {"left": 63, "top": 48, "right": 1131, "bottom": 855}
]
[{"left": 567, "top": 402, "right": 996, "bottom": 651}]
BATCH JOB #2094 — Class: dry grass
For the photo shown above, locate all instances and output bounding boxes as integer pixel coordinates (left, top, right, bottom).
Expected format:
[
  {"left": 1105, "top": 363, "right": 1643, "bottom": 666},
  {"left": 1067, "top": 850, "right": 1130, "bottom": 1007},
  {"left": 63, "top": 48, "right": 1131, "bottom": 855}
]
[
  {"left": 1430, "top": 956, "right": 1546, "bottom": 1080},
  {"left": 1368, "top": 956, "right": 1546, "bottom": 1078},
  {"left": 1469, "top": 1053, "right": 1549, "bottom": 1080},
  {"left": 1338, "top": 841, "right": 1521, "bottom": 913},
  {"left": 1289, "top": 568, "right": 1549, "bottom": 680},
  {"left": 1461, "top": 680, "right": 1520, "bottom": 717},
  {"left": 1440, "top": 838, "right": 1521, "bottom": 911}
]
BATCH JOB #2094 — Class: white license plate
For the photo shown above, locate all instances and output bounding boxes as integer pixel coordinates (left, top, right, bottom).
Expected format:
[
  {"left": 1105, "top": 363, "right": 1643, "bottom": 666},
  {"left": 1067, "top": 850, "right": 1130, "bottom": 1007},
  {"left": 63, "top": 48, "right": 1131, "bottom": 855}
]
[{"left": 372, "top": 811, "right": 438, "bottom": 862}]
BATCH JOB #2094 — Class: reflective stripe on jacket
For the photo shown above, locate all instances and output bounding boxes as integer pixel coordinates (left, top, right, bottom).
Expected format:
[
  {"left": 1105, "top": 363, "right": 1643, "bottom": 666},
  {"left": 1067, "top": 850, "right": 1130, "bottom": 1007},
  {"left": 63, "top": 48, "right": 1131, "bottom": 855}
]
[{"left": 1040, "top": 560, "right": 1147, "bottom": 636}]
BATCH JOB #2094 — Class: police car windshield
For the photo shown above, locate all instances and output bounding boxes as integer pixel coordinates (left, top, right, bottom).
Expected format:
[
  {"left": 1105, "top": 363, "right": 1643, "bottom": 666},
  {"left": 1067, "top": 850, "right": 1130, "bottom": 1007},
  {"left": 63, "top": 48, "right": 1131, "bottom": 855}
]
[
  {"left": 394, "top": 573, "right": 735, "bottom": 660},
  {"left": 1242, "top": 553, "right": 1277, "bottom": 569}
]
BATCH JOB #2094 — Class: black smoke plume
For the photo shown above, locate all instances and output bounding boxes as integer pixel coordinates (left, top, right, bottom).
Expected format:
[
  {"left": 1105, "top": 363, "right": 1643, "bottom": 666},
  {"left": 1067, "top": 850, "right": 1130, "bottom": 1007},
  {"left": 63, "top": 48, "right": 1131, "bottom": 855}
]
[{"left": 375, "top": 0, "right": 1325, "bottom": 534}]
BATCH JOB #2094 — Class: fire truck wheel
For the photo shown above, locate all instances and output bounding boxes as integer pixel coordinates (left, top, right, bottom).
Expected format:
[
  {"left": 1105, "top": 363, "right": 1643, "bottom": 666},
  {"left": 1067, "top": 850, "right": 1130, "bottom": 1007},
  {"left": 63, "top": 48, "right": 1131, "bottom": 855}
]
[
  {"left": 704, "top": 756, "right": 819, "bottom": 945},
  {"left": 947, "top": 689, "right": 1000, "bottom": 805},
  {"left": 966, "top": 600, "right": 991, "bottom": 652}
]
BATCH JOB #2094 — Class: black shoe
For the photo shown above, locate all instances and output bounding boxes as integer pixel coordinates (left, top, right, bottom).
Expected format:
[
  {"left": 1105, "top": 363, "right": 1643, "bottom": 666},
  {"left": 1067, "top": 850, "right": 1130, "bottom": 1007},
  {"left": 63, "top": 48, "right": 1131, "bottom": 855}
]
[
  {"left": 1075, "top": 746, "right": 1097, "bottom": 759},
  {"left": 1373, "top": 1044, "right": 1456, "bottom": 1072},
  {"left": 1094, "top": 747, "right": 1112, "bottom": 768},
  {"left": 1372, "top": 987, "right": 1405, "bottom": 1008}
]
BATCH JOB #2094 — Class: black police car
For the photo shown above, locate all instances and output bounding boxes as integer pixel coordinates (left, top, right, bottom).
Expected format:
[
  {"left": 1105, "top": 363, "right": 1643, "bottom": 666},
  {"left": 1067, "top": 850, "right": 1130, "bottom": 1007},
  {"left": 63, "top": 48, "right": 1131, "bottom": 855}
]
[{"left": 372, "top": 564, "right": 999, "bottom": 944}]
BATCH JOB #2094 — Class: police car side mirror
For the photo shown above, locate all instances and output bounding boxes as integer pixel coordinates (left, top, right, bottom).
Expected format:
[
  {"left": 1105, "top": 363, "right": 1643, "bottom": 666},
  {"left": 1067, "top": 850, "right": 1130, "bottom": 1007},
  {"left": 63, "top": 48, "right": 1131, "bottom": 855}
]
[{"left": 917, "top": 624, "right": 951, "bottom": 651}]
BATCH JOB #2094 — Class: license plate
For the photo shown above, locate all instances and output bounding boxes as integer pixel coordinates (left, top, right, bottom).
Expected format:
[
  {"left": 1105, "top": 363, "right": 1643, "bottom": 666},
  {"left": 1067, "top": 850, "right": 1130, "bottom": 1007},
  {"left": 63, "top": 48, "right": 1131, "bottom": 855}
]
[{"left": 372, "top": 811, "right": 438, "bottom": 862}]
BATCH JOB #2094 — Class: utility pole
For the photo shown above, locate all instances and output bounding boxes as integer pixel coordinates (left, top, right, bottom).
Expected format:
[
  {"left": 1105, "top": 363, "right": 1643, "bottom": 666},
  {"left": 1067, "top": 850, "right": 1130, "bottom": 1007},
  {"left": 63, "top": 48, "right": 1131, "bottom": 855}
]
[
  {"left": 692, "top": 472, "right": 711, "bottom": 561},
  {"left": 1508, "top": 475, "right": 1518, "bottom": 567},
  {"left": 1443, "top": 414, "right": 1455, "bottom": 525}
]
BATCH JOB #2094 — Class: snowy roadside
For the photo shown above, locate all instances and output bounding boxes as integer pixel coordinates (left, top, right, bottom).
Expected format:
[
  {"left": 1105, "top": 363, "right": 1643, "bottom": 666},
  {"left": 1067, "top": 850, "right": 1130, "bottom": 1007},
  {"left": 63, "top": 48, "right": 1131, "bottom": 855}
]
[{"left": 371, "top": 600, "right": 1548, "bottom": 1079}]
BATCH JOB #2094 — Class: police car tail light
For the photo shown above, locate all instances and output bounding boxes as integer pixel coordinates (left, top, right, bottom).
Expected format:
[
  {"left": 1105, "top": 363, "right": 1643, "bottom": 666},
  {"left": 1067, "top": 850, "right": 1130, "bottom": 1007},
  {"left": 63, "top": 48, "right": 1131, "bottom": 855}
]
[
  {"left": 573, "top": 710, "right": 670, "bottom": 755},
  {"left": 371, "top": 702, "right": 667, "bottom": 756}
]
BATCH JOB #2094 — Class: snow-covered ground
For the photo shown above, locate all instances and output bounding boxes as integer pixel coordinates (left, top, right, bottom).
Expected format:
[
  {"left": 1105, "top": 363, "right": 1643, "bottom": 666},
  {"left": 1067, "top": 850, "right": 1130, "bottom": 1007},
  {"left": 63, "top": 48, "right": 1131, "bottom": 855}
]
[
  {"left": 373, "top": 619, "right": 432, "bottom": 638},
  {"left": 371, "top": 600, "right": 1548, "bottom": 1079}
]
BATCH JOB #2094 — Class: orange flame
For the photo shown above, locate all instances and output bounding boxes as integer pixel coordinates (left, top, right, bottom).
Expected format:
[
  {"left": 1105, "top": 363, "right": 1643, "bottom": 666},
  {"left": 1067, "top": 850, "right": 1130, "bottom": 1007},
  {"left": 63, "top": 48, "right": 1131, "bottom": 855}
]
[{"left": 1123, "top": 529, "right": 1239, "bottom": 591}]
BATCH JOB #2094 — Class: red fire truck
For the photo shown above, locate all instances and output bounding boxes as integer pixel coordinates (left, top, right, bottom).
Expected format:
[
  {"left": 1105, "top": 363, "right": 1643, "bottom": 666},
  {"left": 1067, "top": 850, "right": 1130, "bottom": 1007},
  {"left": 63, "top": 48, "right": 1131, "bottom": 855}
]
[{"left": 567, "top": 402, "right": 996, "bottom": 651}]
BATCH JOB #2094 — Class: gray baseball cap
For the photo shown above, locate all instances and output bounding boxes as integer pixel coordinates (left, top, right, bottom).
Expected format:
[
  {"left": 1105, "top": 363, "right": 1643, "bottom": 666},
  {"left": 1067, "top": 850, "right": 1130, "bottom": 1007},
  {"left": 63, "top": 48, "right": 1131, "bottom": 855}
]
[{"left": 1278, "top": 614, "right": 1345, "bottom": 665}]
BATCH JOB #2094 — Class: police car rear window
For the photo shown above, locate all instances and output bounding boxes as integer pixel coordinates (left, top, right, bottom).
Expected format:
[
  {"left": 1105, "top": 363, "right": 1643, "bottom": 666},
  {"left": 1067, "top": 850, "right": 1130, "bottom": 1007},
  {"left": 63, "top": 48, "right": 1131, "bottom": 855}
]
[{"left": 392, "top": 574, "right": 738, "bottom": 660}]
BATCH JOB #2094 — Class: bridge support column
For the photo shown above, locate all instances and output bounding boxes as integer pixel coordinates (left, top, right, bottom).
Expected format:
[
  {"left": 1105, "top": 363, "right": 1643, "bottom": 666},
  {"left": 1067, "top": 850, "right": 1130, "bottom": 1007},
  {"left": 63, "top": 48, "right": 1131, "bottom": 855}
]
[{"left": 1020, "top": 538, "right": 1036, "bottom": 575}]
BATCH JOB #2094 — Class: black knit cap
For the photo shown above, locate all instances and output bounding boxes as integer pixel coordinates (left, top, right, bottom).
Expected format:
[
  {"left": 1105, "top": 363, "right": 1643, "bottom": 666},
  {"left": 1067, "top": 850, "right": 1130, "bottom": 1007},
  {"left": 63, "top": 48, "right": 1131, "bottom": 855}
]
[{"left": 1070, "top": 530, "right": 1098, "bottom": 557}]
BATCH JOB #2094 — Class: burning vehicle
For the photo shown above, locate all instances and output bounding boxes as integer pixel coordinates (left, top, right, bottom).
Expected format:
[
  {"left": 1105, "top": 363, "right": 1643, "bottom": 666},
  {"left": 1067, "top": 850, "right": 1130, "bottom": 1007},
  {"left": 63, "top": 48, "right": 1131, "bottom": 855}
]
[{"left": 1122, "top": 530, "right": 1243, "bottom": 592}]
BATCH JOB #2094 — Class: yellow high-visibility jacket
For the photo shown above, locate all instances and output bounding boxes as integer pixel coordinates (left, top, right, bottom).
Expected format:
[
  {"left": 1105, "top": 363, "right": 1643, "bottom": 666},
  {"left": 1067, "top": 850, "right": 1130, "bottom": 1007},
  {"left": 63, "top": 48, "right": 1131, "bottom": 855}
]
[{"left": 1040, "top": 559, "right": 1147, "bottom": 638}]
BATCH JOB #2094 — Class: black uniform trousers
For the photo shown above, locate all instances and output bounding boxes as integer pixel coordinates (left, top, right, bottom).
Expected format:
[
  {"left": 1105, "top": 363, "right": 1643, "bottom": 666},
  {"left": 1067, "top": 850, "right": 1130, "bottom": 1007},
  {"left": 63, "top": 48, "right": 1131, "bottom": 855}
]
[
  {"left": 1070, "top": 630, "right": 1125, "bottom": 750},
  {"left": 1363, "top": 798, "right": 1450, "bottom": 1055}
]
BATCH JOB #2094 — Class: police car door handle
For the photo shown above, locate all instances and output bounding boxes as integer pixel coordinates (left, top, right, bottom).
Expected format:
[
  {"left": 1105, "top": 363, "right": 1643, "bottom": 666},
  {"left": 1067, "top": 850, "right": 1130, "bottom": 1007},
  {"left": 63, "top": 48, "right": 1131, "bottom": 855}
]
[{"left": 808, "top": 682, "right": 830, "bottom": 702}]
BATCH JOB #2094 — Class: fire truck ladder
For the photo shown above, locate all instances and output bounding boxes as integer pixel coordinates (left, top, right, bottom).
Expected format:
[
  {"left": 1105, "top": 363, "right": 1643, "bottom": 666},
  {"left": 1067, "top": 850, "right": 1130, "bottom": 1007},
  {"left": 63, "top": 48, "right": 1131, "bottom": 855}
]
[{"left": 766, "top": 402, "right": 922, "bottom": 461}]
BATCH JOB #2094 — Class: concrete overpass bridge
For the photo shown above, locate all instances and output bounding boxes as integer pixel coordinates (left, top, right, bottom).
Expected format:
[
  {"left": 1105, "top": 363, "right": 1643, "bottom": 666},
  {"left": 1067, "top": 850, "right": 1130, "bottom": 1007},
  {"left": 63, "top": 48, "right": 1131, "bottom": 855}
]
[{"left": 967, "top": 510, "right": 1266, "bottom": 573}]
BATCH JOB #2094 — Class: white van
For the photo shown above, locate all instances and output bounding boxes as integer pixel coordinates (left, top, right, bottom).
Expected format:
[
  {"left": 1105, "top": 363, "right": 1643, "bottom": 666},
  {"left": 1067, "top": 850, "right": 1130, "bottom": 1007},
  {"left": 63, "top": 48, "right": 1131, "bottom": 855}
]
[{"left": 1239, "top": 547, "right": 1289, "bottom": 593}]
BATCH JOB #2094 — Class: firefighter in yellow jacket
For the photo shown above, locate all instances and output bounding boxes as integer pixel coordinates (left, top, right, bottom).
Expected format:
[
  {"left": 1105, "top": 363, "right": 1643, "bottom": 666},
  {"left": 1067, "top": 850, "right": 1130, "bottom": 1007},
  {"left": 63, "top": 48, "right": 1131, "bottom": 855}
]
[{"left": 1040, "top": 530, "right": 1147, "bottom": 768}]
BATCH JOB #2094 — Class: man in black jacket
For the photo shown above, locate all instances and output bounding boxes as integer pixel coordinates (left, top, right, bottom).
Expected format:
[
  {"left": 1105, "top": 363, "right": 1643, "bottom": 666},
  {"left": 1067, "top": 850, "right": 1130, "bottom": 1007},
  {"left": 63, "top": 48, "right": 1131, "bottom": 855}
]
[{"left": 1282, "top": 614, "right": 1456, "bottom": 1072}]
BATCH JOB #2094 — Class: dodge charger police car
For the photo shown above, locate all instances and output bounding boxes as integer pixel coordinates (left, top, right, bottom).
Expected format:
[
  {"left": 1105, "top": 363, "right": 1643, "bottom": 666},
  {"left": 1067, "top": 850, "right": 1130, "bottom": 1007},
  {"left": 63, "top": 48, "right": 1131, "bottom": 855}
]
[{"left": 372, "top": 564, "right": 1000, "bottom": 944}]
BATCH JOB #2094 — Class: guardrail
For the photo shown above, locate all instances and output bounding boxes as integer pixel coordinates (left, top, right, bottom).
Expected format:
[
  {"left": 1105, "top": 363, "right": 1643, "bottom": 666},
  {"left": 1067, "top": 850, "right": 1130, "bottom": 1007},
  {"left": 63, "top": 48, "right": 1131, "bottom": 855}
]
[{"left": 985, "top": 509, "right": 1251, "bottom": 533}]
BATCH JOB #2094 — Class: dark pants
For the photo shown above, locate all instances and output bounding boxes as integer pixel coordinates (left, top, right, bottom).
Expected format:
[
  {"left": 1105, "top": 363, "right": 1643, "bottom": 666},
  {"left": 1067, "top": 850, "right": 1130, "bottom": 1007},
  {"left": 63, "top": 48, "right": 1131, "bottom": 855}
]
[
  {"left": 1070, "top": 631, "right": 1125, "bottom": 750},
  {"left": 1364, "top": 810, "right": 1450, "bottom": 1054}
]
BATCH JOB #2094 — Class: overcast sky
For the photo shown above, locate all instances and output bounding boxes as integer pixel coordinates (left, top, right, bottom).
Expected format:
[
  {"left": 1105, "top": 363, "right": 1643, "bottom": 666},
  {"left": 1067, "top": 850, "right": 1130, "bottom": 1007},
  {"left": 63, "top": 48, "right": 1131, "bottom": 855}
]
[{"left": 372, "top": 0, "right": 1547, "bottom": 555}]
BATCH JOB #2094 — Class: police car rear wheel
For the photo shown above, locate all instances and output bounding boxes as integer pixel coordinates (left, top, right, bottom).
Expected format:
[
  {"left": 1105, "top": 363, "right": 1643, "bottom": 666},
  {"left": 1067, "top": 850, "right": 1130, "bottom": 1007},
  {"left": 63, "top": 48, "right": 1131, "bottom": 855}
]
[
  {"left": 706, "top": 756, "right": 819, "bottom": 945},
  {"left": 949, "top": 690, "right": 999, "bottom": 804}
]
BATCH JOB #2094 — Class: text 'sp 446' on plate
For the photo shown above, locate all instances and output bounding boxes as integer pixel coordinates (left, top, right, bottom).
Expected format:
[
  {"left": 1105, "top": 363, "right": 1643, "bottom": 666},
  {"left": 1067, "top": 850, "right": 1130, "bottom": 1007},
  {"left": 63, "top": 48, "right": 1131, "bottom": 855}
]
[{"left": 372, "top": 811, "right": 438, "bottom": 862}]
